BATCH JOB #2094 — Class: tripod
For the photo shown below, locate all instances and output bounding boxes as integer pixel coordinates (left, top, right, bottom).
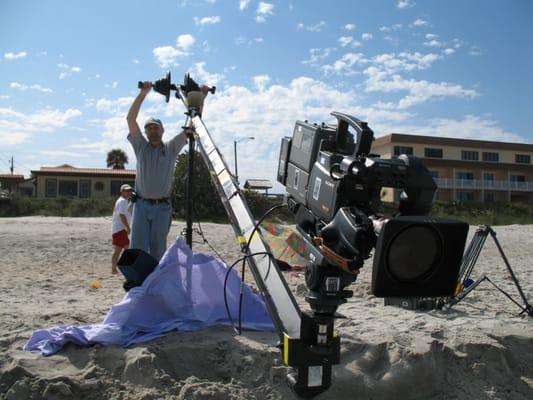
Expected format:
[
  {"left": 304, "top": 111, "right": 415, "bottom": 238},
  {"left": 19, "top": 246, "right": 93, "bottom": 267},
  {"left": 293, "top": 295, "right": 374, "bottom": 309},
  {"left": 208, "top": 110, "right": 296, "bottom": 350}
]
[{"left": 447, "top": 225, "right": 533, "bottom": 317}]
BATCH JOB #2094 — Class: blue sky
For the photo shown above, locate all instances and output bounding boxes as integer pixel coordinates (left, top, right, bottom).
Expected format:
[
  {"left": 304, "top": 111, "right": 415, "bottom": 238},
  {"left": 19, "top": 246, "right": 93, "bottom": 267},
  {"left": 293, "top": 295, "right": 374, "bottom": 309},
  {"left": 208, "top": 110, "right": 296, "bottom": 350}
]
[{"left": 1, "top": 0, "right": 532, "bottom": 192}]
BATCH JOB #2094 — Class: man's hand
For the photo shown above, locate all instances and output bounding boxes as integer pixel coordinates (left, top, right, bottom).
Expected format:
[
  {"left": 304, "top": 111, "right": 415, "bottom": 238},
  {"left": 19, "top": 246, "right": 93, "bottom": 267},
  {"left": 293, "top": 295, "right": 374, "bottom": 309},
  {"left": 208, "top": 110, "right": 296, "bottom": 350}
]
[
  {"left": 200, "top": 85, "right": 209, "bottom": 96},
  {"left": 139, "top": 81, "right": 152, "bottom": 96}
]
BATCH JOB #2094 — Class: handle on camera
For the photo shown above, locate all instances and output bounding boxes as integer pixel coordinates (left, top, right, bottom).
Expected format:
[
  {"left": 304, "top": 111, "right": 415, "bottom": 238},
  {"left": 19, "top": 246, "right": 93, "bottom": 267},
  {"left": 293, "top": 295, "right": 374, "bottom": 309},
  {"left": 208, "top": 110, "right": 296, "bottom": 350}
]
[{"left": 331, "top": 111, "right": 374, "bottom": 157}]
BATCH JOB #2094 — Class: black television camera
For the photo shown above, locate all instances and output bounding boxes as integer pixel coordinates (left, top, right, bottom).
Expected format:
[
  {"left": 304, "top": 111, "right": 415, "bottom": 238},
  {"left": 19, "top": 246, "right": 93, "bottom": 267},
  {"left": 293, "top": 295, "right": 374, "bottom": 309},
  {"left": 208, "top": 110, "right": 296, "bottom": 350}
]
[{"left": 277, "top": 112, "right": 469, "bottom": 314}]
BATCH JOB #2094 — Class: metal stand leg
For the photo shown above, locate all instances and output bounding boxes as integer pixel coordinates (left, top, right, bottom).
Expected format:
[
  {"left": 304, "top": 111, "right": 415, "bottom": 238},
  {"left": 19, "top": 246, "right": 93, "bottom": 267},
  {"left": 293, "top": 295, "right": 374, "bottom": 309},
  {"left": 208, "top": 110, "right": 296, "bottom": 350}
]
[{"left": 449, "top": 225, "right": 533, "bottom": 317}]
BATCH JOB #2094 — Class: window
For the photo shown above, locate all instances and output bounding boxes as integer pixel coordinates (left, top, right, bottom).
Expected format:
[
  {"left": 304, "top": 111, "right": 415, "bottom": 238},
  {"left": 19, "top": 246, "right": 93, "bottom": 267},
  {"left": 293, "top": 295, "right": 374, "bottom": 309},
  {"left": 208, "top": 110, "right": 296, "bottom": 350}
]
[
  {"left": 483, "top": 173, "right": 494, "bottom": 181},
  {"left": 429, "top": 170, "right": 439, "bottom": 179},
  {"left": 45, "top": 179, "right": 57, "bottom": 198},
  {"left": 484, "top": 192, "right": 495, "bottom": 202},
  {"left": 515, "top": 154, "right": 531, "bottom": 164},
  {"left": 482, "top": 152, "right": 499, "bottom": 162},
  {"left": 457, "top": 191, "right": 474, "bottom": 202},
  {"left": 424, "top": 148, "right": 443, "bottom": 158},
  {"left": 461, "top": 150, "right": 479, "bottom": 161},
  {"left": 94, "top": 181, "right": 104, "bottom": 191},
  {"left": 393, "top": 146, "right": 413, "bottom": 156},
  {"left": 510, "top": 175, "right": 525, "bottom": 183},
  {"left": 456, "top": 172, "right": 474, "bottom": 180},
  {"left": 80, "top": 180, "right": 91, "bottom": 198},
  {"left": 110, "top": 181, "right": 122, "bottom": 196},
  {"left": 110, "top": 180, "right": 135, "bottom": 196},
  {"left": 58, "top": 180, "right": 78, "bottom": 197}
]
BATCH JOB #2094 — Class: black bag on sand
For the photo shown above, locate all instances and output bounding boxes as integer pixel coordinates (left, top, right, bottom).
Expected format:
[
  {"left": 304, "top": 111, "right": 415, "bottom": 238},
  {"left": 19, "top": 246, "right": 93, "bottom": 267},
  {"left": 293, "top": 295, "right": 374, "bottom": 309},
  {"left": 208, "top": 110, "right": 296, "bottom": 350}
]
[{"left": 117, "top": 249, "right": 158, "bottom": 292}]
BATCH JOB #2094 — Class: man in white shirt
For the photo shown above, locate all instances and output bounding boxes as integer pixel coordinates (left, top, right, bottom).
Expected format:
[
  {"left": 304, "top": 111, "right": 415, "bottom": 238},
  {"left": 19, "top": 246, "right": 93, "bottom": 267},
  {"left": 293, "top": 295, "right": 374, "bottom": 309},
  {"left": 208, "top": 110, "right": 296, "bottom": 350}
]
[{"left": 111, "top": 184, "right": 133, "bottom": 274}]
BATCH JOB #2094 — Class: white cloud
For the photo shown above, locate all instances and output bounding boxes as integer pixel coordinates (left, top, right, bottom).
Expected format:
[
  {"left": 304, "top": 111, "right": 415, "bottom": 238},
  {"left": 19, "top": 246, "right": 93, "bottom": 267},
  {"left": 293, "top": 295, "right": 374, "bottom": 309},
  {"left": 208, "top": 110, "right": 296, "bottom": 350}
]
[
  {"left": 380, "top": 24, "right": 403, "bottom": 32},
  {"left": 253, "top": 75, "right": 270, "bottom": 92},
  {"left": 344, "top": 24, "right": 356, "bottom": 31},
  {"left": 256, "top": 2, "right": 274, "bottom": 23},
  {"left": 322, "top": 53, "right": 365, "bottom": 76},
  {"left": 411, "top": 18, "right": 428, "bottom": 27},
  {"left": 153, "top": 46, "right": 183, "bottom": 68},
  {"left": 424, "top": 39, "right": 442, "bottom": 47},
  {"left": 189, "top": 62, "right": 224, "bottom": 86},
  {"left": 371, "top": 52, "right": 441, "bottom": 73},
  {"left": 0, "top": 107, "right": 82, "bottom": 145},
  {"left": 194, "top": 16, "right": 221, "bottom": 25},
  {"left": 425, "top": 33, "right": 438, "bottom": 40},
  {"left": 362, "top": 33, "right": 373, "bottom": 41},
  {"left": 338, "top": 36, "right": 353, "bottom": 47},
  {"left": 302, "top": 48, "right": 335, "bottom": 66},
  {"left": 239, "top": 0, "right": 250, "bottom": 10},
  {"left": 131, "top": 59, "right": 140, "bottom": 64},
  {"left": 443, "top": 48, "right": 455, "bottom": 55},
  {"left": 10, "top": 82, "right": 53, "bottom": 93},
  {"left": 104, "top": 81, "right": 119, "bottom": 89},
  {"left": 364, "top": 68, "right": 478, "bottom": 109},
  {"left": 298, "top": 21, "right": 326, "bottom": 32},
  {"left": 57, "top": 63, "right": 82, "bottom": 79},
  {"left": 177, "top": 34, "right": 196, "bottom": 50},
  {"left": 0, "top": 95, "right": 10, "bottom": 99},
  {"left": 234, "top": 36, "right": 265, "bottom": 46},
  {"left": 408, "top": 115, "right": 525, "bottom": 142},
  {"left": 4, "top": 51, "right": 27, "bottom": 60},
  {"left": 397, "top": 0, "right": 415, "bottom": 9}
]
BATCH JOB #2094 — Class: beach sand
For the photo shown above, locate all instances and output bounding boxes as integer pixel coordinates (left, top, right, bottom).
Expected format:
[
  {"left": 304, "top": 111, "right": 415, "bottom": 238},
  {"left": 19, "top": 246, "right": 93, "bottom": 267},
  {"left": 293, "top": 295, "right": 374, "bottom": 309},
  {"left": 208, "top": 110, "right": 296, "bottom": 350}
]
[{"left": 0, "top": 217, "right": 532, "bottom": 399}]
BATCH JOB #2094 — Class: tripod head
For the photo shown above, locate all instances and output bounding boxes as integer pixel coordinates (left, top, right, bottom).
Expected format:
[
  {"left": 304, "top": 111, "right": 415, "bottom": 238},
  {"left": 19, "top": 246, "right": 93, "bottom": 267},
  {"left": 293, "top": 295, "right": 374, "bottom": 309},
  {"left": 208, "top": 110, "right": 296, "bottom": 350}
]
[{"left": 137, "top": 71, "right": 216, "bottom": 104}]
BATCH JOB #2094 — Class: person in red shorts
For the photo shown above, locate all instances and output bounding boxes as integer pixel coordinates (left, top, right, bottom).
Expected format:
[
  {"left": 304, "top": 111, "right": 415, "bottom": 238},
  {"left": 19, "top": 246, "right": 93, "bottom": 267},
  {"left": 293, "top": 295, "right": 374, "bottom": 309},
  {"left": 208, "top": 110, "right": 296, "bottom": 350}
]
[{"left": 111, "top": 184, "right": 133, "bottom": 274}]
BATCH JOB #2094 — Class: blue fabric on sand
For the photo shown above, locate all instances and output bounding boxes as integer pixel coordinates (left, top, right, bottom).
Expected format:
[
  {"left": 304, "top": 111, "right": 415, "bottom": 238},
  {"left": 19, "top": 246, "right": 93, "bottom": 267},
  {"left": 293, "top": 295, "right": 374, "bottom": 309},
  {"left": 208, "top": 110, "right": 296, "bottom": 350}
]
[{"left": 25, "top": 238, "right": 274, "bottom": 356}]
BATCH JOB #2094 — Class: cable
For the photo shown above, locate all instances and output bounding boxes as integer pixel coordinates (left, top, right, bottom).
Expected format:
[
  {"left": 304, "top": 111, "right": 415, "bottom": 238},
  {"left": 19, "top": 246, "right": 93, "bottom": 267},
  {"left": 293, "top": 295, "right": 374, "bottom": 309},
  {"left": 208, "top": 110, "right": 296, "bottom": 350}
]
[{"left": 223, "top": 251, "right": 275, "bottom": 335}]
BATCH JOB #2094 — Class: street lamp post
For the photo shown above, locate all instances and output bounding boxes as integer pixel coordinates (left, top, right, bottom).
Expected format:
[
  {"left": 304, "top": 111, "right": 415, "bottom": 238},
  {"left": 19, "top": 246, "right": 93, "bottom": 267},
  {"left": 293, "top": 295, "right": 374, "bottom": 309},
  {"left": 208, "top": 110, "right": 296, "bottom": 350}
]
[{"left": 233, "top": 137, "right": 255, "bottom": 186}]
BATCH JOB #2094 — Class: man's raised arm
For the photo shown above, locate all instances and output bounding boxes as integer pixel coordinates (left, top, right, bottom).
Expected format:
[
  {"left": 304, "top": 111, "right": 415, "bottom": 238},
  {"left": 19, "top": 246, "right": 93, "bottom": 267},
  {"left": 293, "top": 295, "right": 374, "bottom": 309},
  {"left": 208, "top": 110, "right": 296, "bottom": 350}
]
[{"left": 127, "top": 82, "right": 152, "bottom": 138}]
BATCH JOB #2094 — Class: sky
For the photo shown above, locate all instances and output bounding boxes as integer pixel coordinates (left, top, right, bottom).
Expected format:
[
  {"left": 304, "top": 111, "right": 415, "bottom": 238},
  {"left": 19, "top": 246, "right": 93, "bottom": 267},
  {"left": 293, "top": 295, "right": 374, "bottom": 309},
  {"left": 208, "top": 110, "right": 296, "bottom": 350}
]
[{"left": 1, "top": 0, "right": 532, "bottom": 192}]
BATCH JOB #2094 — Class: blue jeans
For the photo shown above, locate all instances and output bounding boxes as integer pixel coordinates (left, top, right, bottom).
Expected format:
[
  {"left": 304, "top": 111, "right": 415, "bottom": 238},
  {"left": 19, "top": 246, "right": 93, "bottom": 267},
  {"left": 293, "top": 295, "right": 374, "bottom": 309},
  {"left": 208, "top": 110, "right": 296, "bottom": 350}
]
[{"left": 131, "top": 199, "right": 172, "bottom": 261}]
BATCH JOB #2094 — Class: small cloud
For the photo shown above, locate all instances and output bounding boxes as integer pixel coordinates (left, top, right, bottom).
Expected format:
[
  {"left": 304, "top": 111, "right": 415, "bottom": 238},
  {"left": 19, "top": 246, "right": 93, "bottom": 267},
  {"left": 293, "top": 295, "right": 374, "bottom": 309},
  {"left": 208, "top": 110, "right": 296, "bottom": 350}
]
[
  {"left": 177, "top": 34, "right": 196, "bottom": 50},
  {"left": 338, "top": 36, "right": 353, "bottom": 47},
  {"left": 344, "top": 24, "right": 356, "bottom": 31},
  {"left": 57, "top": 63, "right": 82, "bottom": 79},
  {"left": 468, "top": 46, "right": 483, "bottom": 56},
  {"left": 443, "top": 48, "right": 455, "bottom": 55},
  {"left": 38, "top": 51, "right": 48, "bottom": 56},
  {"left": 4, "top": 51, "right": 27, "bottom": 60},
  {"left": 131, "top": 59, "right": 140, "bottom": 64},
  {"left": 10, "top": 82, "right": 53, "bottom": 93},
  {"left": 153, "top": 46, "right": 181, "bottom": 68},
  {"left": 424, "top": 39, "right": 441, "bottom": 47},
  {"left": 397, "top": 0, "right": 415, "bottom": 9},
  {"left": 256, "top": 2, "right": 274, "bottom": 23},
  {"left": 298, "top": 21, "right": 327, "bottom": 32},
  {"left": 411, "top": 18, "right": 428, "bottom": 27},
  {"left": 425, "top": 33, "right": 439, "bottom": 40},
  {"left": 362, "top": 33, "right": 373, "bottom": 41},
  {"left": 105, "top": 81, "right": 119, "bottom": 89},
  {"left": 193, "top": 16, "right": 221, "bottom": 25},
  {"left": 0, "top": 95, "right": 10, "bottom": 99},
  {"left": 239, "top": 0, "right": 250, "bottom": 10}
]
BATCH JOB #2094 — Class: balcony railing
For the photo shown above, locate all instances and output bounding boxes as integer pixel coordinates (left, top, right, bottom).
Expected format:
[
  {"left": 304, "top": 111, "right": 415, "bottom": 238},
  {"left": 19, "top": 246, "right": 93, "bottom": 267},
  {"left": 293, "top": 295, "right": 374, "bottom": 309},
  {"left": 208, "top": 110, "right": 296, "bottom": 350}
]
[{"left": 434, "top": 178, "right": 533, "bottom": 192}]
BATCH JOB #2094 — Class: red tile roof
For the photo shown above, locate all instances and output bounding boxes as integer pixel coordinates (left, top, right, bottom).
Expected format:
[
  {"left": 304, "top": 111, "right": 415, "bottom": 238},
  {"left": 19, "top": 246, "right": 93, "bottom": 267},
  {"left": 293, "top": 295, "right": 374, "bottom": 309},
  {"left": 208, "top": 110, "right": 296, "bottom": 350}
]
[
  {"left": 31, "top": 166, "right": 136, "bottom": 177},
  {"left": 0, "top": 174, "right": 25, "bottom": 180}
]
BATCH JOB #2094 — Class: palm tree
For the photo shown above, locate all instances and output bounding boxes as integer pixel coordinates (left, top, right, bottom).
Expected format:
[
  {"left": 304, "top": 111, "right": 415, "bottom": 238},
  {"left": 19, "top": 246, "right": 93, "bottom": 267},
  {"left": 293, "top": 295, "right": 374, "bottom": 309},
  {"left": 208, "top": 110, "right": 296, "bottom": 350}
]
[{"left": 106, "top": 149, "right": 129, "bottom": 169}]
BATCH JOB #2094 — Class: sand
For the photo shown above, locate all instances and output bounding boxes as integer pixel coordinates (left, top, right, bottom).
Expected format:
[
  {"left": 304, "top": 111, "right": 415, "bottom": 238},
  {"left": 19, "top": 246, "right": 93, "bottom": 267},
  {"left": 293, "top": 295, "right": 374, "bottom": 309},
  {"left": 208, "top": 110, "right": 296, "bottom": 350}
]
[{"left": 0, "top": 216, "right": 532, "bottom": 400}]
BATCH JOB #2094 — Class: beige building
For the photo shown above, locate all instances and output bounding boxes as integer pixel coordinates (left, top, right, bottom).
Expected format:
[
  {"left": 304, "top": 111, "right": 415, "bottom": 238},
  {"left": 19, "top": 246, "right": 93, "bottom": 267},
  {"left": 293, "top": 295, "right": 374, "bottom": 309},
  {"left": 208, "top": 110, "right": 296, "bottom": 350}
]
[
  {"left": 372, "top": 134, "right": 533, "bottom": 203},
  {"left": 31, "top": 166, "right": 135, "bottom": 199}
]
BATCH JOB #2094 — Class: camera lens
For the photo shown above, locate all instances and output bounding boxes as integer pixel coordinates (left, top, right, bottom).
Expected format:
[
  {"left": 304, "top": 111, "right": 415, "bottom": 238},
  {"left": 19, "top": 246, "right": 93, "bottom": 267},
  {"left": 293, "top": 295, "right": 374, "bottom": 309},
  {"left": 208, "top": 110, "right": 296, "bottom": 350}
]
[{"left": 386, "top": 225, "right": 442, "bottom": 282}]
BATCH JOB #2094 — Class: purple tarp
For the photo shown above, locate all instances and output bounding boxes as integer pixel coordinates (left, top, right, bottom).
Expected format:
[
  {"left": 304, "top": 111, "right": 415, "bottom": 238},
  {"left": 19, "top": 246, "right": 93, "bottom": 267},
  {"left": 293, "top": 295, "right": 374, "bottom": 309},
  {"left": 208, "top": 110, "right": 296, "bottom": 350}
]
[{"left": 25, "top": 238, "right": 274, "bottom": 355}]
